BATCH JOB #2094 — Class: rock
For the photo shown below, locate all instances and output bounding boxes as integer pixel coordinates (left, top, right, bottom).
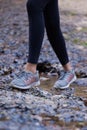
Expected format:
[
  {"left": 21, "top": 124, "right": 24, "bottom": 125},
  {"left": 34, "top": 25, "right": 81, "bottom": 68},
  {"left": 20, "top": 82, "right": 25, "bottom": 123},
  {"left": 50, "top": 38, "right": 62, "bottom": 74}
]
[
  {"left": 1, "top": 66, "right": 13, "bottom": 76},
  {"left": 31, "top": 115, "right": 42, "bottom": 122},
  {"left": 82, "top": 127, "right": 87, "bottom": 130},
  {"left": 83, "top": 100, "right": 87, "bottom": 106},
  {"left": 0, "top": 47, "right": 4, "bottom": 54},
  {"left": 76, "top": 27, "right": 82, "bottom": 31},
  {"left": 37, "top": 61, "right": 52, "bottom": 73},
  {"left": 75, "top": 67, "right": 87, "bottom": 78},
  {"left": 0, "top": 0, "right": 87, "bottom": 129},
  {"left": 75, "top": 78, "right": 87, "bottom": 86},
  {"left": 40, "top": 77, "right": 49, "bottom": 81},
  {"left": 0, "top": 39, "right": 5, "bottom": 47},
  {"left": 20, "top": 125, "right": 31, "bottom": 130}
]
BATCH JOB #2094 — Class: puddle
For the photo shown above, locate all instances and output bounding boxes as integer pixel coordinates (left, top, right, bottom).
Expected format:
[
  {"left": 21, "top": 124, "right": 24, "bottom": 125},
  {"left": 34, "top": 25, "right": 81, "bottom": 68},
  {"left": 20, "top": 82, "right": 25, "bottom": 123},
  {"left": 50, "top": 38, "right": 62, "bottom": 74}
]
[
  {"left": 41, "top": 114, "right": 87, "bottom": 129},
  {"left": 39, "top": 75, "right": 87, "bottom": 98},
  {"left": 74, "top": 86, "right": 87, "bottom": 98},
  {"left": 0, "top": 76, "right": 87, "bottom": 130},
  {"left": 39, "top": 75, "right": 57, "bottom": 91},
  {"left": 37, "top": 75, "right": 87, "bottom": 129},
  {"left": 39, "top": 74, "right": 64, "bottom": 95}
]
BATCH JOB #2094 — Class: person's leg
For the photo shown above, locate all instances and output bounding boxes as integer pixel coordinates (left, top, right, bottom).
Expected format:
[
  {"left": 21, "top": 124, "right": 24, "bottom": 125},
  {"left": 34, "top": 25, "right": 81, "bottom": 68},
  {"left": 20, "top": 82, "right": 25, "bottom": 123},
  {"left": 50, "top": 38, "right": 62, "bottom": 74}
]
[
  {"left": 25, "top": 0, "right": 50, "bottom": 73},
  {"left": 44, "top": 0, "right": 70, "bottom": 69},
  {"left": 10, "top": 0, "right": 50, "bottom": 89},
  {"left": 25, "top": 0, "right": 44, "bottom": 73},
  {"left": 44, "top": 0, "right": 76, "bottom": 89}
]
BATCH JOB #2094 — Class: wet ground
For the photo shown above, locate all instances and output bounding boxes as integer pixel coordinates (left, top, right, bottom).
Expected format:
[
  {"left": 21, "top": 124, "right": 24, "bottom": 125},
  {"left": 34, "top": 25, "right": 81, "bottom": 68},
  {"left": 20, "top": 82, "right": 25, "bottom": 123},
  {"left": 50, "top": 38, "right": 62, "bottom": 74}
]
[{"left": 0, "top": 0, "right": 87, "bottom": 130}]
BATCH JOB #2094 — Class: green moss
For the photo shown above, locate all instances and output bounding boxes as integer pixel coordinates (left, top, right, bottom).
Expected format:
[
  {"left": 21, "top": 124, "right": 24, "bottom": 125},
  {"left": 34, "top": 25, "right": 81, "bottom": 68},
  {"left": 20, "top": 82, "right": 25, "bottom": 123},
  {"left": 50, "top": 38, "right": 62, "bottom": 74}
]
[
  {"left": 73, "top": 39, "right": 80, "bottom": 44},
  {"left": 81, "top": 41, "right": 87, "bottom": 47},
  {"left": 73, "top": 39, "right": 87, "bottom": 47},
  {"left": 81, "top": 27, "right": 87, "bottom": 32},
  {"left": 70, "top": 12, "right": 77, "bottom": 16}
]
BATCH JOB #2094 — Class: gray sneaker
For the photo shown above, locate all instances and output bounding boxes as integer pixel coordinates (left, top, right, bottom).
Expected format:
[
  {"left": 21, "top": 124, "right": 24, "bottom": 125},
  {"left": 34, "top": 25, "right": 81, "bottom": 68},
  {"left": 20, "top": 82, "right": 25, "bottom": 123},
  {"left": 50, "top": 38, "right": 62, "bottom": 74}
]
[
  {"left": 53, "top": 70, "right": 76, "bottom": 89},
  {"left": 10, "top": 71, "right": 40, "bottom": 89}
]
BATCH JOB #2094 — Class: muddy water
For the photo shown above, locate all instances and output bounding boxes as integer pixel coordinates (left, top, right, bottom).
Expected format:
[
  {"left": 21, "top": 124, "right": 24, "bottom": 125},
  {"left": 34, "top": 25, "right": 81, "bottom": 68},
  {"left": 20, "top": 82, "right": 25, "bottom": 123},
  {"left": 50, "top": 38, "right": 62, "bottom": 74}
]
[
  {"left": 39, "top": 75, "right": 87, "bottom": 98},
  {"left": 41, "top": 115, "right": 87, "bottom": 130},
  {"left": 39, "top": 76, "right": 57, "bottom": 91},
  {"left": 39, "top": 75, "right": 87, "bottom": 129},
  {"left": 74, "top": 86, "right": 87, "bottom": 98},
  {"left": 0, "top": 76, "right": 87, "bottom": 130}
]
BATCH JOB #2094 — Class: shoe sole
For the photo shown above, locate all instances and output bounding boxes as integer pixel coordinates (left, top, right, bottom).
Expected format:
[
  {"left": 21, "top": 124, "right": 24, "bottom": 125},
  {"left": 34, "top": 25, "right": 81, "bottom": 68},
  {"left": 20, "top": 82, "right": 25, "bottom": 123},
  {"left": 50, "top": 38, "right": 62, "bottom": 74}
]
[
  {"left": 10, "top": 81, "right": 40, "bottom": 90},
  {"left": 54, "top": 76, "right": 77, "bottom": 90}
]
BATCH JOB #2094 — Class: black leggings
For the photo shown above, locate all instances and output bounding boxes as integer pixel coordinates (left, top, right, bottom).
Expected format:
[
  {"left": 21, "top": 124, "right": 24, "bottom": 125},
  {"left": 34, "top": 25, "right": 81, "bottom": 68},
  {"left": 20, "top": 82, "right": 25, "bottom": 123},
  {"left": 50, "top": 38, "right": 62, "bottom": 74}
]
[{"left": 26, "top": 0, "right": 69, "bottom": 65}]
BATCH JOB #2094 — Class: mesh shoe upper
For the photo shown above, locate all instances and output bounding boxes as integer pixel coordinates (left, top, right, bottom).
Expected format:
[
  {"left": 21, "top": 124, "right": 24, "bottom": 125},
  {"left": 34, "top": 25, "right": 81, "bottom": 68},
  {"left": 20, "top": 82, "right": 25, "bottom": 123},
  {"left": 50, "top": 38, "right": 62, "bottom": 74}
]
[
  {"left": 10, "top": 71, "right": 40, "bottom": 88},
  {"left": 54, "top": 70, "right": 76, "bottom": 89}
]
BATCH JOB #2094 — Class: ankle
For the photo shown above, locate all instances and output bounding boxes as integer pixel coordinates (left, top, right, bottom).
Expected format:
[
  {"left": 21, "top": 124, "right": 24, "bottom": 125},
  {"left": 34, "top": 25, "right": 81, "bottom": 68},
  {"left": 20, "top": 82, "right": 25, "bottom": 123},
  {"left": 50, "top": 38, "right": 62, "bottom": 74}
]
[
  {"left": 63, "top": 62, "right": 72, "bottom": 72},
  {"left": 24, "top": 63, "right": 37, "bottom": 73}
]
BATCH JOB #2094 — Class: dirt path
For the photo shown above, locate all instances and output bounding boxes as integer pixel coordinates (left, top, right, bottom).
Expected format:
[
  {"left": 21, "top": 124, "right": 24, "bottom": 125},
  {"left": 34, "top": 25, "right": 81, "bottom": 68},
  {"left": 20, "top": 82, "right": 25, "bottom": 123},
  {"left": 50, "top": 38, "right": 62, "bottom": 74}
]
[{"left": 60, "top": 0, "right": 87, "bottom": 14}]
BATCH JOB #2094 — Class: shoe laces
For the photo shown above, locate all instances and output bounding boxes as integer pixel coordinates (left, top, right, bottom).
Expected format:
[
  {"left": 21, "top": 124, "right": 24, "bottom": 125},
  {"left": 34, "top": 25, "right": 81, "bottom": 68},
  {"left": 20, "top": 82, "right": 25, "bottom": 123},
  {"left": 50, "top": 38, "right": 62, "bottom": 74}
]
[
  {"left": 17, "top": 71, "right": 33, "bottom": 81},
  {"left": 59, "top": 71, "right": 73, "bottom": 81}
]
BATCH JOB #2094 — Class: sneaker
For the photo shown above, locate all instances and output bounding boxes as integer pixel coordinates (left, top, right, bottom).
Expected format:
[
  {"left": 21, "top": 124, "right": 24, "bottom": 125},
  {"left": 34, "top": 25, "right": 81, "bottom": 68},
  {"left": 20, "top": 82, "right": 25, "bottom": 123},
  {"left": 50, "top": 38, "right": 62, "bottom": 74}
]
[
  {"left": 10, "top": 71, "right": 40, "bottom": 89},
  {"left": 53, "top": 70, "right": 76, "bottom": 89}
]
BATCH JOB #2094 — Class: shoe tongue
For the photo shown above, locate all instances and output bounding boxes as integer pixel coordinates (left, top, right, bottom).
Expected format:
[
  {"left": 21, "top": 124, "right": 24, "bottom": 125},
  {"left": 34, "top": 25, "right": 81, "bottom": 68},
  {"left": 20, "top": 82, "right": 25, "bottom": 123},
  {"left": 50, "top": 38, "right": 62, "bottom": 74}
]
[
  {"left": 24, "top": 70, "right": 32, "bottom": 74},
  {"left": 64, "top": 70, "right": 72, "bottom": 73},
  {"left": 24, "top": 70, "right": 36, "bottom": 75}
]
